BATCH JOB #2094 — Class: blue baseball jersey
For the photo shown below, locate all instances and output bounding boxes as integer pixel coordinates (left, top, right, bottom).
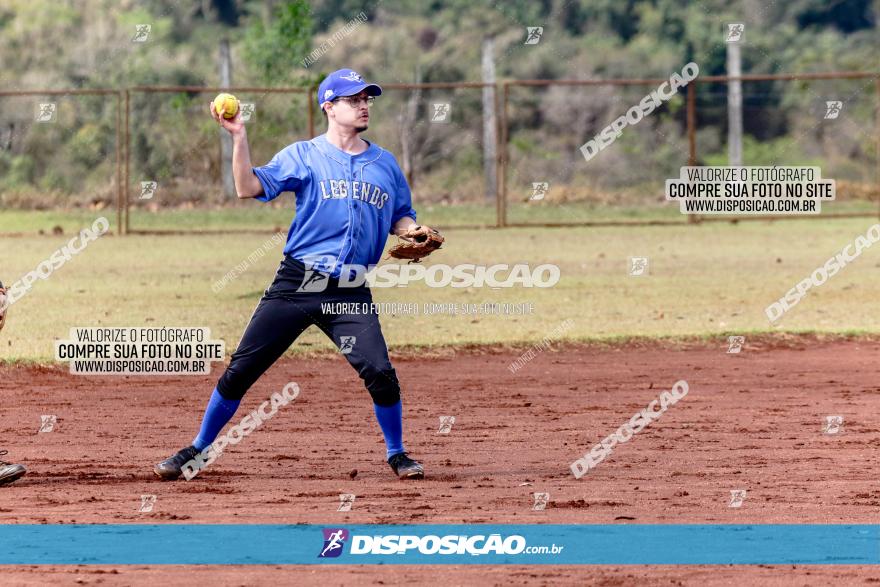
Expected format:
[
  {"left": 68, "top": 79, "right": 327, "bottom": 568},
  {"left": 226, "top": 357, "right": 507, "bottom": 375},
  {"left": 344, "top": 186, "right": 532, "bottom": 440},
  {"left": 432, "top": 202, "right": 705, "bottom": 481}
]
[{"left": 252, "top": 133, "right": 417, "bottom": 277}]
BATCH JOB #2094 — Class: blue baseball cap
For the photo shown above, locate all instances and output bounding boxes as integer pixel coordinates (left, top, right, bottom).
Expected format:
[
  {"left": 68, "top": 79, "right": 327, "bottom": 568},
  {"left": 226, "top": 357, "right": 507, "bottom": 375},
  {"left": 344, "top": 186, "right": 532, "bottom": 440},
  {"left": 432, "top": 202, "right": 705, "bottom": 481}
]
[{"left": 317, "top": 69, "right": 382, "bottom": 107}]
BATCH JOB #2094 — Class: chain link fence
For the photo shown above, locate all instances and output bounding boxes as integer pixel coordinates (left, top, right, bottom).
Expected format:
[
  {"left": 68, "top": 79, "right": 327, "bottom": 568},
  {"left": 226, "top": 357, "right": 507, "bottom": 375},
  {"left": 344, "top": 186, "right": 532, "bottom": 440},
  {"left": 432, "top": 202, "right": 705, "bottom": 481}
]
[{"left": 0, "top": 73, "right": 876, "bottom": 234}]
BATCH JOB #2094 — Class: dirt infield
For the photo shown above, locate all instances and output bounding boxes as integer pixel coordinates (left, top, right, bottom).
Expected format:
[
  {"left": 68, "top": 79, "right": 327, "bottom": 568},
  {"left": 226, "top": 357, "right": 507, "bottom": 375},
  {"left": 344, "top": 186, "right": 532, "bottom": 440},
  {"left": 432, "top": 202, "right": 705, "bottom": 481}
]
[{"left": 2, "top": 336, "right": 880, "bottom": 584}]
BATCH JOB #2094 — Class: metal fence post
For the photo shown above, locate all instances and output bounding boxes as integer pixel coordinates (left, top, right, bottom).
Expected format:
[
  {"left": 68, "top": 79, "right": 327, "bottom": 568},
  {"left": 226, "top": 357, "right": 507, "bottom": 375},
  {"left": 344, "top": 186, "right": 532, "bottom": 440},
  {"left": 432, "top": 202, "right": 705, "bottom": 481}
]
[
  {"left": 687, "top": 79, "right": 698, "bottom": 224},
  {"left": 116, "top": 91, "right": 123, "bottom": 236},
  {"left": 493, "top": 82, "right": 502, "bottom": 228},
  {"left": 498, "top": 82, "right": 509, "bottom": 228},
  {"left": 124, "top": 89, "right": 130, "bottom": 235},
  {"left": 307, "top": 86, "right": 315, "bottom": 138}
]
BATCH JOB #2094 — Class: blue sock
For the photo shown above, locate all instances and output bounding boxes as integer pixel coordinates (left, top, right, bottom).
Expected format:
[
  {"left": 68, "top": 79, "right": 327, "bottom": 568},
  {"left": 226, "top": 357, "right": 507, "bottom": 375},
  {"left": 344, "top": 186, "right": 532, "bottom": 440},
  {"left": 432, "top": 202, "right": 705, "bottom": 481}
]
[
  {"left": 373, "top": 401, "right": 404, "bottom": 460},
  {"left": 192, "top": 388, "right": 241, "bottom": 450}
]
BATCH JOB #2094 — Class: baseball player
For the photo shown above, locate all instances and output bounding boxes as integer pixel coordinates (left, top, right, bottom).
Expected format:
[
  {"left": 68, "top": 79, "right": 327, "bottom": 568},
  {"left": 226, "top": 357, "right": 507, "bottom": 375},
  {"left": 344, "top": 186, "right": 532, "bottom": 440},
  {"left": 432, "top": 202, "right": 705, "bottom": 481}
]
[
  {"left": 155, "top": 68, "right": 429, "bottom": 481},
  {"left": 0, "top": 284, "right": 24, "bottom": 486},
  {"left": 0, "top": 451, "right": 26, "bottom": 486},
  {"left": 0, "top": 286, "right": 23, "bottom": 486}
]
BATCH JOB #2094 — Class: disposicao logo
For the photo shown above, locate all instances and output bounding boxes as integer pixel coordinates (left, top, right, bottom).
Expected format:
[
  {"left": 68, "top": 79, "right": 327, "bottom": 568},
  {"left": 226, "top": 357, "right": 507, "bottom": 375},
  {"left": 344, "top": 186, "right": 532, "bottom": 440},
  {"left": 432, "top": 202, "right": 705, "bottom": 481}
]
[{"left": 318, "top": 528, "right": 349, "bottom": 558}]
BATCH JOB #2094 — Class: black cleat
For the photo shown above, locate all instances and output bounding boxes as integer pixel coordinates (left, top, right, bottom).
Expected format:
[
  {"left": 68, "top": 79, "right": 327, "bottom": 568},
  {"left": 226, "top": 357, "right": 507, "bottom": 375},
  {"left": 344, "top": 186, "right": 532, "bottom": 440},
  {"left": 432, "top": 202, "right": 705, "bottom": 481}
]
[
  {"left": 388, "top": 452, "right": 424, "bottom": 480},
  {"left": 0, "top": 451, "right": 26, "bottom": 486},
  {"left": 154, "top": 445, "right": 200, "bottom": 481}
]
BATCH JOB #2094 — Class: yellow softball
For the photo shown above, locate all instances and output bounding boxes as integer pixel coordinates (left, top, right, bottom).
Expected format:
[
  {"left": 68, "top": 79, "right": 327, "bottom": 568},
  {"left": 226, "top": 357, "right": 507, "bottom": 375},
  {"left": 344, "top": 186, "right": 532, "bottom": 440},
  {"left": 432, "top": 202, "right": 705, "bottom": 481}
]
[{"left": 212, "top": 93, "right": 239, "bottom": 119}]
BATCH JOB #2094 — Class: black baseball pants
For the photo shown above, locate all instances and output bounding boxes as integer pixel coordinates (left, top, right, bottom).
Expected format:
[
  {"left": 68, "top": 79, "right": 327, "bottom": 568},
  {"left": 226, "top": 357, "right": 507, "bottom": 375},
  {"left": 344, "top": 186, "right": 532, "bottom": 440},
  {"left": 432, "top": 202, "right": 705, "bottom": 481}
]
[{"left": 216, "top": 255, "right": 401, "bottom": 406}]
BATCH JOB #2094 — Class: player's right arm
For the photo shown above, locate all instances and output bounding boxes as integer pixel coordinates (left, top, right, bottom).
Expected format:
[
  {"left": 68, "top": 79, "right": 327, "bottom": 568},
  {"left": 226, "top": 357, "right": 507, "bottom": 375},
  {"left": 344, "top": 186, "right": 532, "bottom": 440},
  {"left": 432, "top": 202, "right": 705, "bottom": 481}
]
[{"left": 209, "top": 101, "right": 264, "bottom": 199}]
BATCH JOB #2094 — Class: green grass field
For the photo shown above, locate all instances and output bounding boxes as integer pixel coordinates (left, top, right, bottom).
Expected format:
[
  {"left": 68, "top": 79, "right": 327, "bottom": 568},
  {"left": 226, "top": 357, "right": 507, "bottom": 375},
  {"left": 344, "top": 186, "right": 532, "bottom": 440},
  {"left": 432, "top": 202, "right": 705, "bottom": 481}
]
[
  {"left": 2, "top": 207, "right": 880, "bottom": 362},
  {"left": 3, "top": 200, "right": 877, "bottom": 235}
]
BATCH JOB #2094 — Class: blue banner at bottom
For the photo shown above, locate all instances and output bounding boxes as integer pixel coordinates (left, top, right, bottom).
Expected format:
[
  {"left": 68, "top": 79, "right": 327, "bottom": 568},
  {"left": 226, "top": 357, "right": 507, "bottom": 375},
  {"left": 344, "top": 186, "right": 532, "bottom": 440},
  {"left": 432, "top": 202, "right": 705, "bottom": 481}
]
[{"left": 0, "top": 524, "right": 876, "bottom": 565}]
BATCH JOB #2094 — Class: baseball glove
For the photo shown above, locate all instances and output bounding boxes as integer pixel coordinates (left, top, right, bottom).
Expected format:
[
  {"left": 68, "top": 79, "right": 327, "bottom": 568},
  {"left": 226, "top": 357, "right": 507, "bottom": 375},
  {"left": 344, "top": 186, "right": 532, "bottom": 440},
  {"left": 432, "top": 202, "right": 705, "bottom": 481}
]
[
  {"left": 0, "top": 281, "right": 7, "bottom": 334},
  {"left": 388, "top": 226, "right": 444, "bottom": 263}
]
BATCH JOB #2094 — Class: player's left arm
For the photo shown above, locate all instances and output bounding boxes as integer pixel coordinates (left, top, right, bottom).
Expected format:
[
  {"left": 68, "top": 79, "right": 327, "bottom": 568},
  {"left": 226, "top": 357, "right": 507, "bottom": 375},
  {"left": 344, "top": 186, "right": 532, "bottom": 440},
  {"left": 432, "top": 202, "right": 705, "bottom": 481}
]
[{"left": 392, "top": 216, "right": 419, "bottom": 236}]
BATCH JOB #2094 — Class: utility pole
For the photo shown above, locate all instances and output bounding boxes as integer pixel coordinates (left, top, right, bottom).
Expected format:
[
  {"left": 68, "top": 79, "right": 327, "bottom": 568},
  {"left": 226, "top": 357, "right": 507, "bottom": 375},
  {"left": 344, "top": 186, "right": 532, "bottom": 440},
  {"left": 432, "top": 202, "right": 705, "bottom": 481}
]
[
  {"left": 482, "top": 36, "right": 497, "bottom": 203},
  {"left": 727, "top": 27, "right": 743, "bottom": 166}
]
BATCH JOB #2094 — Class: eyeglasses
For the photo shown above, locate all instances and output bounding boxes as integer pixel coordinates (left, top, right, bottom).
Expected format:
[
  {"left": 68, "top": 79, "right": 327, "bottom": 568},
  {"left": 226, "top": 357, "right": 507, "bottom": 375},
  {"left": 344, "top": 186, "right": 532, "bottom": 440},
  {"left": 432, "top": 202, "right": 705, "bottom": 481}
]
[{"left": 335, "top": 96, "right": 375, "bottom": 107}]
